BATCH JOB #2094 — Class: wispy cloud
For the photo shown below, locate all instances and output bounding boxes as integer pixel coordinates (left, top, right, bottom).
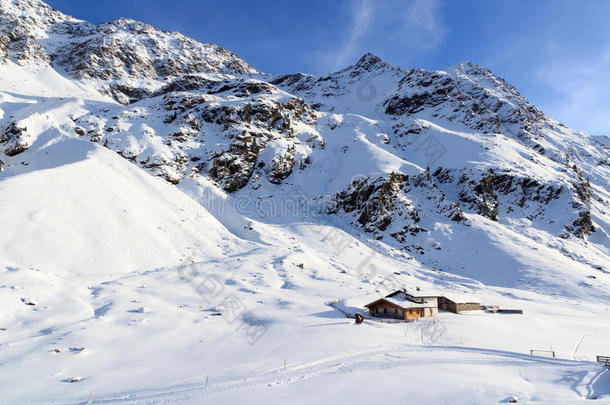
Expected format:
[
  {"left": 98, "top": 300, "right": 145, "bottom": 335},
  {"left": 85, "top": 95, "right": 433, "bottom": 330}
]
[
  {"left": 332, "top": 0, "right": 374, "bottom": 70},
  {"left": 536, "top": 50, "right": 610, "bottom": 135},
  {"left": 325, "top": 0, "right": 446, "bottom": 72},
  {"left": 403, "top": 0, "right": 445, "bottom": 47}
]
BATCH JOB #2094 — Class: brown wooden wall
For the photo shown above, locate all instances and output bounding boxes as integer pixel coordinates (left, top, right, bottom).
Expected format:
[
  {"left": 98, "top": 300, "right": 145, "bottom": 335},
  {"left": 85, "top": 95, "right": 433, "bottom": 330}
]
[
  {"left": 367, "top": 302, "right": 404, "bottom": 319},
  {"left": 367, "top": 302, "right": 435, "bottom": 319}
]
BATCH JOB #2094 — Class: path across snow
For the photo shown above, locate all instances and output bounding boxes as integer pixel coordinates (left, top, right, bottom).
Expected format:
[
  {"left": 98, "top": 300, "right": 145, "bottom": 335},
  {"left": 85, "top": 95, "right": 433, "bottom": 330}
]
[
  {"left": 571, "top": 325, "right": 602, "bottom": 361},
  {"left": 57, "top": 344, "right": 610, "bottom": 404}
]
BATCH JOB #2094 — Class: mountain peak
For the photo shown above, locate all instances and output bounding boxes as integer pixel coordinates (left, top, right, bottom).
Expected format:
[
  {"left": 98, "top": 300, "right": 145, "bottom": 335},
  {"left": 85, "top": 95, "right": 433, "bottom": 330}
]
[
  {"left": 450, "top": 61, "right": 492, "bottom": 76},
  {"left": 357, "top": 52, "right": 382, "bottom": 64},
  {"left": 353, "top": 52, "right": 385, "bottom": 70}
]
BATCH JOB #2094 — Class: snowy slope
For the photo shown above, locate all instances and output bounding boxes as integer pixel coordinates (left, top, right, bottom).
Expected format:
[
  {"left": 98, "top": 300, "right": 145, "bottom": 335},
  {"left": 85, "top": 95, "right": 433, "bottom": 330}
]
[
  {"left": 0, "top": 137, "right": 239, "bottom": 277},
  {"left": 595, "top": 135, "right": 610, "bottom": 148},
  {"left": 1, "top": 1, "right": 610, "bottom": 404}
]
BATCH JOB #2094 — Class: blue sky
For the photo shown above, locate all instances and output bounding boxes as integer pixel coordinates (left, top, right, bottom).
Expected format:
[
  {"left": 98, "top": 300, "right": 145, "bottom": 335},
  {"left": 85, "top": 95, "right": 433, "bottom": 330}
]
[{"left": 47, "top": 0, "right": 610, "bottom": 135}]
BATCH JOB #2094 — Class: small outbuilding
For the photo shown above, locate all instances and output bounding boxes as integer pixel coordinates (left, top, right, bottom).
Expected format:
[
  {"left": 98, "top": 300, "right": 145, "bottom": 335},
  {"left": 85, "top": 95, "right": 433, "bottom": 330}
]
[
  {"left": 399, "top": 290, "right": 481, "bottom": 314},
  {"left": 364, "top": 289, "right": 481, "bottom": 319},
  {"left": 438, "top": 295, "right": 481, "bottom": 313}
]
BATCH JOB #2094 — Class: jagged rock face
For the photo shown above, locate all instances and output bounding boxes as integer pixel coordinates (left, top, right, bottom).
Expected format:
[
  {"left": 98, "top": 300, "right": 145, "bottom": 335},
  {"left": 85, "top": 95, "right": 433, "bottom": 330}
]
[
  {"left": 566, "top": 170, "right": 596, "bottom": 238},
  {"left": 0, "top": 29, "right": 49, "bottom": 65},
  {"left": 457, "top": 172, "right": 500, "bottom": 221},
  {"left": 431, "top": 164, "right": 602, "bottom": 240},
  {"left": 0, "top": 0, "right": 77, "bottom": 64},
  {"left": 333, "top": 173, "right": 410, "bottom": 233},
  {"left": 0, "top": 122, "right": 29, "bottom": 156},
  {"left": 569, "top": 210, "right": 595, "bottom": 238},
  {"left": 73, "top": 76, "right": 318, "bottom": 190},
  {"left": 385, "top": 63, "right": 548, "bottom": 146},
  {"left": 332, "top": 172, "right": 466, "bottom": 243},
  {"left": 0, "top": 36, "right": 6, "bottom": 61}
]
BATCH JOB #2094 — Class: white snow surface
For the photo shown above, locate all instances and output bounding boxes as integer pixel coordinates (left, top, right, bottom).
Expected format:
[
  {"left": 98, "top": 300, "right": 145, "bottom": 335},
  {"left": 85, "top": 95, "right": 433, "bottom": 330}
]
[{"left": 1, "top": 1, "right": 610, "bottom": 404}]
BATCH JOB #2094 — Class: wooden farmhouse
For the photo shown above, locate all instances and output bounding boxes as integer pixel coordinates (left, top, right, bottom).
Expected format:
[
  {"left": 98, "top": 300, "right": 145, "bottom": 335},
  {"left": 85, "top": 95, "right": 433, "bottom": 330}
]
[
  {"left": 365, "top": 291, "right": 437, "bottom": 320},
  {"left": 365, "top": 289, "right": 481, "bottom": 320}
]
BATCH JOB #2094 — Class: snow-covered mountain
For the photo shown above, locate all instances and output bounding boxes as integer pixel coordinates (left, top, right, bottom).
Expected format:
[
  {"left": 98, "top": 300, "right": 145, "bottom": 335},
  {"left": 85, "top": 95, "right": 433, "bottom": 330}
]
[
  {"left": 596, "top": 135, "right": 610, "bottom": 149},
  {"left": 1, "top": 1, "right": 609, "bottom": 403}
]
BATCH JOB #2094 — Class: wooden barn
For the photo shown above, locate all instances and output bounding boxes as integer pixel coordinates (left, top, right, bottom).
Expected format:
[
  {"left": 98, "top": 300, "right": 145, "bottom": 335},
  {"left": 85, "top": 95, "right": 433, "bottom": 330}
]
[
  {"left": 404, "top": 290, "right": 481, "bottom": 314},
  {"left": 438, "top": 295, "right": 481, "bottom": 313},
  {"left": 365, "top": 293, "right": 437, "bottom": 320}
]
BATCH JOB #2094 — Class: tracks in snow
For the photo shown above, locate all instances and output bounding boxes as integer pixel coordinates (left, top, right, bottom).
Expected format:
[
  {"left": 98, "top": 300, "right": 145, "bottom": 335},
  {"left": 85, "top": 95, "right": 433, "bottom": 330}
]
[
  {"left": 571, "top": 325, "right": 601, "bottom": 360},
  {"left": 60, "top": 344, "right": 596, "bottom": 404}
]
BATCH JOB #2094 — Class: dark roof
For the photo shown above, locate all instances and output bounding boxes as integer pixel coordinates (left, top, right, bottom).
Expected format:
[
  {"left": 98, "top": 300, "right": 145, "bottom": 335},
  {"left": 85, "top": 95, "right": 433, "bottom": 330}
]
[
  {"left": 365, "top": 297, "right": 435, "bottom": 310},
  {"left": 385, "top": 290, "right": 480, "bottom": 304},
  {"left": 386, "top": 290, "right": 439, "bottom": 299}
]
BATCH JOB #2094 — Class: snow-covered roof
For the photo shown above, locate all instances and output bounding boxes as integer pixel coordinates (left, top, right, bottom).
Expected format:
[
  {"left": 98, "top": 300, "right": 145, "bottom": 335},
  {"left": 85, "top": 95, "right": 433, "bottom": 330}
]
[
  {"left": 442, "top": 293, "right": 480, "bottom": 304},
  {"left": 385, "top": 297, "right": 434, "bottom": 309},
  {"left": 394, "top": 289, "right": 480, "bottom": 304},
  {"left": 365, "top": 296, "right": 435, "bottom": 310},
  {"left": 401, "top": 288, "right": 444, "bottom": 298}
]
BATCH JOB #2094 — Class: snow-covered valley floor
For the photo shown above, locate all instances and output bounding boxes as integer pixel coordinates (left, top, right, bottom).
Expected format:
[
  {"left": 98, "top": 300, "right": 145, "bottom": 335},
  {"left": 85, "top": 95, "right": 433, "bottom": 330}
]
[{"left": 4, "top": 257, "right": 610, "bottom": 404}]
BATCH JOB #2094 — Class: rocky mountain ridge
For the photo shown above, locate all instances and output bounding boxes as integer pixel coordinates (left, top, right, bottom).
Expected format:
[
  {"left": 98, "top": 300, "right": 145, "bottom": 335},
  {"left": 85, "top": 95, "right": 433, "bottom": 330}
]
[
  {"left": 1, "top": 0, "right": 608, "bottom": 278},
  {"left": 0, "top": 0, "right": 257, "bottom": 102}
]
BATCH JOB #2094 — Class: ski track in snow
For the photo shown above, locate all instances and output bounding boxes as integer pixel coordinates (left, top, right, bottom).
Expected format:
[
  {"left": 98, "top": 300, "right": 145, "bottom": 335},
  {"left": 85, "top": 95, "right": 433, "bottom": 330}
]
[
  {"left": 56, "top": 345, "right": 602, "bottom": 404},
  {"left": 571, "top": 325, "right": 601, "bottom": 361}
]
